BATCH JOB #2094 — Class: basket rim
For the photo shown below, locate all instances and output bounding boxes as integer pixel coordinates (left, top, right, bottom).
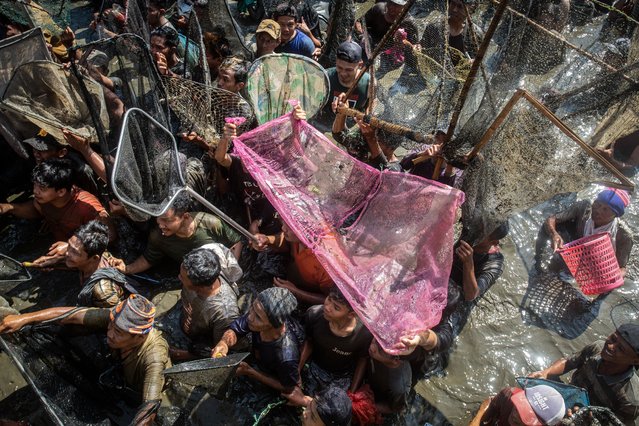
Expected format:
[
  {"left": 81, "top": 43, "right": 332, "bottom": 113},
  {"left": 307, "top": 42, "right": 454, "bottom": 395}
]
[{"left": 558, "top": 232, "right": 612, "bottom": 253}]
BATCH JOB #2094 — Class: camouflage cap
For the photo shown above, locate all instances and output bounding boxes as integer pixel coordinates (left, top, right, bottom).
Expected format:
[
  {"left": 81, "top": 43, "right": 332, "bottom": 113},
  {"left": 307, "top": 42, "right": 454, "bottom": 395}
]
[{"left": 256, "top": 19, "right": 281, "bottom": 40}]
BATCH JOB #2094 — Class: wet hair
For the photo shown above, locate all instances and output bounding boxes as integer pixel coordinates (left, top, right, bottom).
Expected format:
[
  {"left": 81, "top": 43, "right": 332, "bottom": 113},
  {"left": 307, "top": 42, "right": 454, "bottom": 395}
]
[
  {"left": 314, "top": 386, "right": 352, "bottom": 426},
  {"left": 218, "top": 56, "right": 251, "bottom": 85},
  {"left": 32, "top": 158, "right": 75, "bottom": 191},
  {"left": 328, "top": 286, "right": 353, "bottom": 311},
  {"left": 488, "top": 221, "right": 509, "bottom": 241},
  {"left": 182, "top": 248, "right": 222, "bottom": 287},
  {"left": 74, "top": 220, "right": 109, "bottom": 257},
  {"left": 272, "top": 4, "right": 299, "bottom": 21},
  {"left": 151, "top": 26, "right": 179, "bottom": 48},
  {"left": 148, "top": 0, "right": 169, "bottom": 9},
  {"left": 378, "top": 128, "right": 405, "bottom": 151},
  {"left": 169, "top": 192, "right": 193, "bottom": 216}
]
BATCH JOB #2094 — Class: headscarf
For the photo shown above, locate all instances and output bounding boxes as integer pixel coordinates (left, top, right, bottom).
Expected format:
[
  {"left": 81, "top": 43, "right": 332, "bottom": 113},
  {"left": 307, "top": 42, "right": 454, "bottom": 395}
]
[
  {"left": 110, "top": 294, "right": 156, "bottom": 334},
  {"left": 256, "top": 287, "right": 297, "bottom": 328},
  {"left": 596, "top": 188, "right": 631, "bottom": 217}
]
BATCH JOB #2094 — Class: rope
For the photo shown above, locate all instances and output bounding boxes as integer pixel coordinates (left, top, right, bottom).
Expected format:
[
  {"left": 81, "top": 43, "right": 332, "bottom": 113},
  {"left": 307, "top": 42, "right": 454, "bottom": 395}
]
[{"left": 251, "top": 399, "right": 287, "bottom": 425}]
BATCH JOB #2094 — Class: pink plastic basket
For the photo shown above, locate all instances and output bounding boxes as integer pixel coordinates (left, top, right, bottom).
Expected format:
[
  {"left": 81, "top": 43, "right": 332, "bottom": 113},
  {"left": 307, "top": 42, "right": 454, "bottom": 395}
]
[{"left": 557, "top": 232, "right": 624, "bottom": 295}]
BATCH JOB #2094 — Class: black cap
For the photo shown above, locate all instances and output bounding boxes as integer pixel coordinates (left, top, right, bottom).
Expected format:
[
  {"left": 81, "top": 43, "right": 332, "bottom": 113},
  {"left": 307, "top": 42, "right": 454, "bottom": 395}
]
[
  {"left": 618, "top": 324, "right": 639, "bottom": 355},
  {"left": 315, "top": 387, "right": 352, "bottom": 426},
  {"left": 336, "top": 41, "right": 362, "bottom": 63},
  {"left": 23, "top": 129, "right": 63, "bottom": 151}
]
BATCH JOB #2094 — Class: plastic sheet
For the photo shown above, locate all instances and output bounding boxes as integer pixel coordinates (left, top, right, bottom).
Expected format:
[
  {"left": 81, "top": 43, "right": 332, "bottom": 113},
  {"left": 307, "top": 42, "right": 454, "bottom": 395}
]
[{"left": 233, "top": 113, "right": 464, "bottom": 351}]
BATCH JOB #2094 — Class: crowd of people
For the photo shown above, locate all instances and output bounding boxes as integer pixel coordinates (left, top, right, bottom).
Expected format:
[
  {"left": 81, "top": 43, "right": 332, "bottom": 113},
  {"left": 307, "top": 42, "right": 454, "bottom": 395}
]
[{"left": 0, "top": 0, "right": 638, "bottom": 425}]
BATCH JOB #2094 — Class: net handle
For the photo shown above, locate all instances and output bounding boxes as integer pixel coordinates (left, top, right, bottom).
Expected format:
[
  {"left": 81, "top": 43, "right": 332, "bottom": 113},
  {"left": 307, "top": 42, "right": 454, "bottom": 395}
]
[
  {"left": 186, "top": 187, "right": 257, "bottom": 243},
  {"left": 335, "top": 105, "right": 429, "bottom": 143}
]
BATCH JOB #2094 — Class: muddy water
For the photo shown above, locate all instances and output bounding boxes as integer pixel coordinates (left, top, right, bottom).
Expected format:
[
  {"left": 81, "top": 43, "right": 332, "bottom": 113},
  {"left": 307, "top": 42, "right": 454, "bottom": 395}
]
[{"left": 416, "top": 182, "right": 639, "bottom": 424}]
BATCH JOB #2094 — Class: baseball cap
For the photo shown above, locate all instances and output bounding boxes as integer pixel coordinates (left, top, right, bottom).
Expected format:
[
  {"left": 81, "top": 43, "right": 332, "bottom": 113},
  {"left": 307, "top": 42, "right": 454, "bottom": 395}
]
[
  {"left": 389, "top": 0, "right": 408, "bottom": 5},
  {"left": 525, "top": 385, "right": 566, "bottom": 425},
  {"left": 336, "top": 41, "right": 363, "bottom": 63},
  {"left": 177, "top": 0, "right": 193, "bottom": 16},
  {"left": 256, "top": 19, "right": 281, "bottom": 40},
  {"left": 511, "top": 386, "right": 566, "bottom": 425},
  {"left": 23, "top": 129, "right": 63, "bottom": 151}
]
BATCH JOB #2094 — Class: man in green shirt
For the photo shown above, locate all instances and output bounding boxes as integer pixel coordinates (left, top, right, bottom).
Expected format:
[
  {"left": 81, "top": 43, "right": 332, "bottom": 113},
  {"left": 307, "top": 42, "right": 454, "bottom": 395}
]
[
  {"left": 110, "top": 193, "right": 242, "bottom": 275},
  {"left": 0, "top": 294, "right": 170, "bottom": 425}
]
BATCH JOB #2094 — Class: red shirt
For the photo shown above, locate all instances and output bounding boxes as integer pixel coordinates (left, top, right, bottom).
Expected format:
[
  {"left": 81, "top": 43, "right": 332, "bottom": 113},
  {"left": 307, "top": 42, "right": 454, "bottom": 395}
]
[{"left": 39, "top": 188, "right": 106, "bottom": 241}]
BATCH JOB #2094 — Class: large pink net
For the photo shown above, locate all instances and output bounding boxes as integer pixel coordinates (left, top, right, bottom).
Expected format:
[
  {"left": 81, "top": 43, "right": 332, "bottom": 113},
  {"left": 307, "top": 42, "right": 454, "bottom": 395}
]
[{"left": 233, "top": 114, "right": 465, "bottom": 352}]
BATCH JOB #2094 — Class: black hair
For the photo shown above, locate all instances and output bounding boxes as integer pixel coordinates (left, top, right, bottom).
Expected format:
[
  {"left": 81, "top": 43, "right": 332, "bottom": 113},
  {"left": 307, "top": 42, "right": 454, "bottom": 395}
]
[
  {"left": 488, "top": 221, "right": 509, "bottom": 241},
  {"left": 377, "top": 128, "right": 405, "bottom": 151},
  {"left": 218, "top": 56, "right": 251, "bottom": 85},
  {"left": 151, "top": 26, "right": 179, "bottom": 48},
  {"left": 314, "top": 386, "right": 352, "bottom": 426},
  {"left": 148, "top": 0, "right": 169, "bottom": 9},
  {"left": 32, "top": 158, "right": 75, "bottom": 191},
  {"left": 182, "top": 248, "right": 222, "bottom": 287},
  {"left": 74, "top": 220, "right": 109, "bottom": 257},
  {"left": 272, "top": 4, "right": 299, "bottom": 21},
  {"left": 169, "top": 192, "right": 193, "bottom": 216},
  {"left": 328, "top": 286, "right": 353, "bottom": 311}
]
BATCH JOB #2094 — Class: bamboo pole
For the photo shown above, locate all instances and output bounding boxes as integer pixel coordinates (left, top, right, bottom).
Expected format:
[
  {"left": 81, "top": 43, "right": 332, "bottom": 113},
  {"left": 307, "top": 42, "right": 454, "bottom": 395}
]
[
  {"left": 493, "top": 0, "right": 638, "bottom": 86},
  {"left": 465, "top": 88, "right": 635, "bottom": 191},
  {"left": 343, "top": 0, "right": 417, "bottom": 100},
  {"left": 431, "top": 0, "right": 510, "bottom": 180},
  {"left": 520, "top": 90, "right": 634, "bottom": 190},
  {"left": 465, "top": 90, "right": 525, "bottom": 161},
  {"left": 336, "top": 105, "right": 431, "bottom": 143}
]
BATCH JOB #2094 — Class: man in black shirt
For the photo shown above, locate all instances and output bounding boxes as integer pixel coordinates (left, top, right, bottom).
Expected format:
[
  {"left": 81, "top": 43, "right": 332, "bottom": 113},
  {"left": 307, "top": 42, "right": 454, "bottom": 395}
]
[
  {"left": 449, "top": 222, "right": 508, "bottom": 302},
  {"left": 300, "top": 287, "right": 372, "bottom": 395},
  {"left": 364, "top": 0, "right": 417, "bottom": 45},
  {"left": 212, "top": 287, "right": 301, "bottom": 394}
]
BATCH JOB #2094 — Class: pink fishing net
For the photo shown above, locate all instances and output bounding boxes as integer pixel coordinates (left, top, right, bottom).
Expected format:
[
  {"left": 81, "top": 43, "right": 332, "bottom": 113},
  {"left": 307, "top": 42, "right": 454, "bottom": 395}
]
[{"left": 233, "top": 114, "right": 465, "bottom": 352}]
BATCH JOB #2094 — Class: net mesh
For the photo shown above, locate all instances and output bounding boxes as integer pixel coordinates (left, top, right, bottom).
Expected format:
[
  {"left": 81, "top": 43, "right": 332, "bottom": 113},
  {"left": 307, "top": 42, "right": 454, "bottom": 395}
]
[
  {"left": 73, "top": 34, "right": 168, "bottom": 151},
  {"left": 163, "top": 75, "right": 254, "bottom": 146},
  {"left": 202, "top": 0, "right": 251, "bottom": 56},
  {"left": 0, "top": 27, "right": 51, "bottom": 158},
  {"left": 439, "top": 1, "right": 639, "bottom": 238},
  {"left": 0, "top": 253, "right": 29, "bottom": 283},
  {"left": 459, "top": 92, "right": 624, "bottom": 242},
  {"left": 112, "top": 108, "right": 185, "bottom": 217},
  {"left": 0, "top": 60, "right": 109, "bottom": 144},
  {"left": 233, "top": 113, "right": 464, "bottom": 352},
  {"left": 0, "top": 0, "right": 72, "bottom": 34},
  {"left": 246, "top": 53, "right": 330, "bottom": 124},
  {"left": 361, "top": 0, "right": 474, "bottom": 135}
]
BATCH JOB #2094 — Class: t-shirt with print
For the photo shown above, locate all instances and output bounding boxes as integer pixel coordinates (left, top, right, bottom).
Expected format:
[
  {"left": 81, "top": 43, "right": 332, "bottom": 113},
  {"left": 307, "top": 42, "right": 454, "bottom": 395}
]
[
  {"left": 143, "top": 212, "right": 241, "bottom": 265},
  {"left": 230, "top": 314, "right": 300, "bottom": 390},
  {"left": 305, "top": 305, "right": 372, "bottom": 374}
]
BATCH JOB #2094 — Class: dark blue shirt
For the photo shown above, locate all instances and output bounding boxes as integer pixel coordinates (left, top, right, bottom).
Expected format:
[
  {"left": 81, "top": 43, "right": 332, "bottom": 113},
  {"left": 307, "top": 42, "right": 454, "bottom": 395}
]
[
  {"left": 230, "top": 314, "right": 301, "bottom": 390},
  {"left": 275, "top": 30, "right": 315, "bottom": 58}
]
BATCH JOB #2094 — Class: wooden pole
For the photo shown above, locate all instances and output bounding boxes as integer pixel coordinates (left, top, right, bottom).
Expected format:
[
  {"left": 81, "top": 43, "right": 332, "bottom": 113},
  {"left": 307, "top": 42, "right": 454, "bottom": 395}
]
[
  {"left": 464, "top": 88, "right": 634, "bottom": 191},
  {"left": 343, "top": 0, "right": 417, "bottom": 100},
  {"left": 465, "top": 89, "right": 525, "bottom": 161},
  {"left": 431, "top": 0, "right": 510, "bottom": 180},
  {"left": 520, "top": 90, "right": 634, "bottom": 190},
  {"left": 336, "top": 105, "right": 430, "bottom": 143},
  {"left": 493, "top": 0, "right": 638, "bottom": 86}
]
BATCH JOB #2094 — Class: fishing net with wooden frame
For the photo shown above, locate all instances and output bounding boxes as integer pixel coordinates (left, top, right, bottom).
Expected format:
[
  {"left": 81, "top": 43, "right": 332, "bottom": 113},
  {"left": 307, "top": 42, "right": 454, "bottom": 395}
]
[
  {"left": 0, "top": 27, "right": 51, "bottom": 159},
  {"left": 162, "top": 75, "right": 255, "bottom": 147},
  {"left": 0, "top": 60, "right": 109, "bottom": 146}
]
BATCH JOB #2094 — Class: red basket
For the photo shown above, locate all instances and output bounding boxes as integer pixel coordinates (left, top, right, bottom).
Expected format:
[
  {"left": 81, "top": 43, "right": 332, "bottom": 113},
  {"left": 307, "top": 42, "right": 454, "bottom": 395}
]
[{"left": 557, "top": 232, "right": 624, "bottom": 295}]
